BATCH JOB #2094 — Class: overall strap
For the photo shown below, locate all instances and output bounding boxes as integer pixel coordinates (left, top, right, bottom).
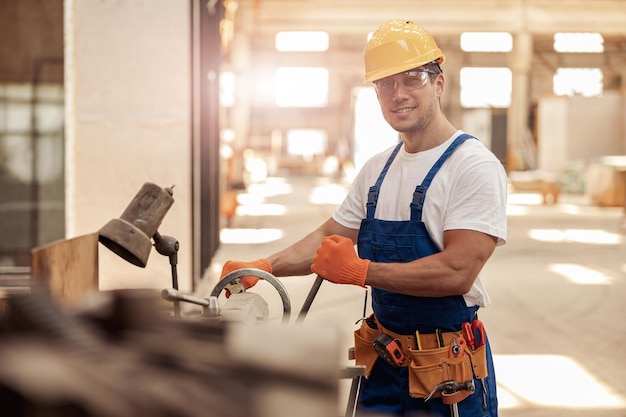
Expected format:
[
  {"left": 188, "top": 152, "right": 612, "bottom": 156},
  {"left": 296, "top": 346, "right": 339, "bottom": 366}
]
[
  {"left": 410, "top": 134, "right": 476, "bottom": 221},
  {"left": 366, "top": 141, "right": 403, "bottom": 218}
]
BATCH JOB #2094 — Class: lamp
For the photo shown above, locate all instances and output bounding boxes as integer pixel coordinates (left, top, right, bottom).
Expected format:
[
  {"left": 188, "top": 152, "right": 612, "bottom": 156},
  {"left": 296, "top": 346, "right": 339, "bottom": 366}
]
[
  {"left": 98, "top": 182, "right": 174, "bottom": 267},
  {"left": 98, "top": 182, "right": 182, "bottom": 316}
]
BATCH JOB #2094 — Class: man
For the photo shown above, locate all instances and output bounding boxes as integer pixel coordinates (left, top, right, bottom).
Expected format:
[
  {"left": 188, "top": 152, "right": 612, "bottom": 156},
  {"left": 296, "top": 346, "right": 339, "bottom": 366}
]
[{"left": 221, "top": 20, "right": 507, "bottom": 416}]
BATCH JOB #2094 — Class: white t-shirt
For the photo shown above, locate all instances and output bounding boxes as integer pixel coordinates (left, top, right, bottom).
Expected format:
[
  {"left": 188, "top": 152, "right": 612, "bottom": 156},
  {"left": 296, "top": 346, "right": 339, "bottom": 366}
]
[{"left": 333, "top": 131, "right": 508, "bottom": 307}]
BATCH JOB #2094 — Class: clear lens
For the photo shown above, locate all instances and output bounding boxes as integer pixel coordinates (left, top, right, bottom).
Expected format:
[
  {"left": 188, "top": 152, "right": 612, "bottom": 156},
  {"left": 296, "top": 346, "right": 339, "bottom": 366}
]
[{"left": 373, "top": 69, "right": 437, "bottom": 96}]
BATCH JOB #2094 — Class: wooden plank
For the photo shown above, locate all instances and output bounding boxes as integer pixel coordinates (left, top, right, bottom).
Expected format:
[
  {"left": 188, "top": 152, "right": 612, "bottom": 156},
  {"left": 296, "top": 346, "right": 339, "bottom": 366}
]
[{"left": 31, "top": 233, "right": 99, "bottom": 306}]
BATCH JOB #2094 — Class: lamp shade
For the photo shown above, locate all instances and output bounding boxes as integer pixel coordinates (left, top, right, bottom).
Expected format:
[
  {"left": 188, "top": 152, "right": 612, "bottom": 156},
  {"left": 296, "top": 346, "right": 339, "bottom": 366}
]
[{"left": 98, "top": 182, "right": 174, "bottom": 267}]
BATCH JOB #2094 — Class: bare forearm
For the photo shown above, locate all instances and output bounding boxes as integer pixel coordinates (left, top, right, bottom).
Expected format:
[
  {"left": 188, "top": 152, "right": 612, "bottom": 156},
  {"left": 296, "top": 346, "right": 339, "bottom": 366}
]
[
  {"left": 366, "top": 230, "right": 497, "bottom": 297},
  {"left": 267, "top": 218, "right": 358, "bottom": 277},
  {"left": 367, "top": 254, "right": 472, "bottom": 297},
  {"left": 267, "top": 232, "right": 322, "bottom": 276}
]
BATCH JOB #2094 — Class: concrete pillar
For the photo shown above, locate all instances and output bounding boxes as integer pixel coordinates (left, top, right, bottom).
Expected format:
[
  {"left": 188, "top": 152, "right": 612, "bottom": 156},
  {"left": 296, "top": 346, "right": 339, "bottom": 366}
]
[
  {"left": 507, "top": 31, "right": 532, "bottom": 171},
  {"left": 66, "top": 0, "right": 193, "bottom": 291},
  {"left": 228, "top": 33, "right": 252, "bottom": 185},
  {"left": 441, "top": 50, "right": 463, "bottom": 129}
]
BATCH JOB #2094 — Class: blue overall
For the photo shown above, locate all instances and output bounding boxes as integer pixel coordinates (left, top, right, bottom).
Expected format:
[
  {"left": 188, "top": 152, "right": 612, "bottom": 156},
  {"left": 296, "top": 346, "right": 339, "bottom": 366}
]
[{"left": 356, "top": 134, "right": 498, "bottom": 416}]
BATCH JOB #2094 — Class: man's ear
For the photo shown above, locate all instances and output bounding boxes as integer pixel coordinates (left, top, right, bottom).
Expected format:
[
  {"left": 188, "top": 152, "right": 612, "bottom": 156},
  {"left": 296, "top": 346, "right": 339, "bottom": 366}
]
[{"left": 435, "top": 74, "right": 445, "bottom": 97}]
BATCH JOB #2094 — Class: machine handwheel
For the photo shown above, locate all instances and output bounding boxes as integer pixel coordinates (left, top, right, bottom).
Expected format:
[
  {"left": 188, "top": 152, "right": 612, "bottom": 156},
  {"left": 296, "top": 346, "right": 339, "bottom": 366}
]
[{"left": 210, "top": 268, "right": 291, "bottom": 324}]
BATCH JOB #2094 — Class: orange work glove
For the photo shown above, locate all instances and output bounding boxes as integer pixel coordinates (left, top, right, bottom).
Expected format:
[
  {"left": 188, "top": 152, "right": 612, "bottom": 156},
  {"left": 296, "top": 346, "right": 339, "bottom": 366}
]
[
  {"left": 311, "top": 235, "right": 369, "bottom": 287},
  {"left": 220, "top": 258, "right": 272, "bottom": 298}
]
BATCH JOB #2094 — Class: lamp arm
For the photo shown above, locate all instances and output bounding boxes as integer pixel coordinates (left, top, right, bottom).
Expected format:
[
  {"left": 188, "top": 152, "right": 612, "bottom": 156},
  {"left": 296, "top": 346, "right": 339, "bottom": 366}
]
[
  {"left": 153, "top": 232, "right": 179, "bottom": 265},
  {"left": 153, "top": 231, "right": 181, "bottom": 316}
]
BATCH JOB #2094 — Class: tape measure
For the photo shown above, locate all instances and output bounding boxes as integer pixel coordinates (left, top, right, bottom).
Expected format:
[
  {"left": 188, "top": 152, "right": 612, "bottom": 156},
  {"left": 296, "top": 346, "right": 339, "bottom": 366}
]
[{"left": 372, "top": 333, "right": 405, "bottom": 367}]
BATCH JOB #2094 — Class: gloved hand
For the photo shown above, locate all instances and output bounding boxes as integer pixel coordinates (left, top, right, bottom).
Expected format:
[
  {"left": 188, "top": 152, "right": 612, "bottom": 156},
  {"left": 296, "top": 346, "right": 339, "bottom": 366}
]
[
  {"left": 220, "top": 258, "right": 272, "bottom": 298},
  {"left": 311, "top": 235, "right": 369, "bottom": 287}
]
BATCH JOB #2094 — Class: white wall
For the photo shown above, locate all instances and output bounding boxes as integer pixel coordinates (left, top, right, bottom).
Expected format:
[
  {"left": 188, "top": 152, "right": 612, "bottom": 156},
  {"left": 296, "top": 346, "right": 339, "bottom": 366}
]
[
  {"left": 537, "top": 92, "right": 625, "bottom": 179},
  {"left": 537, "top": 95, "right": 569, "bottom": 177},
  {"left": 65, "top": 0, "right": 193, "bottom": 291},
  {"left": 462, "top": 109, "right": 492, "bottom": 150}
]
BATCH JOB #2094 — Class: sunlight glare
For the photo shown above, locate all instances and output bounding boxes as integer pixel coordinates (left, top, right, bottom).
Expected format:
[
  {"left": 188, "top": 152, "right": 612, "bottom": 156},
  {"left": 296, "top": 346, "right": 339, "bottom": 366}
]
[
  {"left": 247, "top": 180, "right": 293, "bottom": 198},
  {"left": 495, "top": 355, "right": 625, "bottom": 408},
  {"left": 506, "top": 205, "right": 529, "bottom": 216},
  {"left": 275, "top": 31, "right": 329, "bottom": 52},
  {"left": 236, "top": 203, "right": 286, "bottom": 217},
  {"left": 529, "top": 229, "right": 621, "bottom": 245},
  {"left": 220, "top": 71, "right": 236, "bottom": 107},
  {"left": 506, "top": 192, "right": 543, "bottom": 215},
  {"left": 507, "top": 193, "right": 543, "bottom": 205},
  {"left": 353, "top": 87, "right": 398, "bottom": 173},
  {"left": 557, "top": 203, "right": 582, "bottom": 215},
  {"left": 496, "top": 384, "right": 522, "bottom": 409},
  {"left": 309, "top": 183, "right": 347, "bottom": 205},
  {"left": 549, "top": 263, "right": 613, "bottom": 285},
  {"left": 220, "top": 228, "right": 283, "bottom": 244},
  {"left": 287, "top": 129, "right": 327, "bottom": 158},
  {"left": 275, "top": 67, "right": 328, "bottom": 107}
]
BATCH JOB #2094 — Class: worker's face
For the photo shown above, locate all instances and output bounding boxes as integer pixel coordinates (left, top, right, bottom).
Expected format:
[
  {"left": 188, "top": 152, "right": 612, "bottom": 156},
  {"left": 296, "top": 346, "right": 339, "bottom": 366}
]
[{"left": 373, "top": 67, "right": 444, "bottom": 133}]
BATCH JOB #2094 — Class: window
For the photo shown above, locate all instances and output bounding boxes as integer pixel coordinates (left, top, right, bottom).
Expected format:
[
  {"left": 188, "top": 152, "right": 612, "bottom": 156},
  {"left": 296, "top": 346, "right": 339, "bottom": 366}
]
[
  {"left": 460, "top": 68, "right": 512, "bottom": 108},
  {"left": 553, "top": 68, "right": 603, "bottom": 97},
  {"left": 554, "top": 33, "right": 603, "bottom": 53},
  {"left": 352, "top": 87, "right": 398, "bottom": 173},
  {"left": 275, "top": 67, "right": 328, "bottom": 108},
  {"left": 0, "top": 82, "right": 65, "bottom": 266},
  {"left": 460, "top": 32, "right": 513, "bottom": 52},
  {"left": 286, "top": 129, "right": 327, "bottom": 160},
  {"left": 275, "top": 31, "right": 329, "bottom": 52},
  {"left": 220, "top": 71, "right": 236, "bottom": 107}
]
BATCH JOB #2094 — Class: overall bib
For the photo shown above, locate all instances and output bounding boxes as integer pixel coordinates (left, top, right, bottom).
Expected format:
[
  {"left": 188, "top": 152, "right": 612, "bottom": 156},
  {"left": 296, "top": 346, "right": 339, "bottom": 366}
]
[{"left": 356, "top": 134, "right": 498, "bottom": 416}]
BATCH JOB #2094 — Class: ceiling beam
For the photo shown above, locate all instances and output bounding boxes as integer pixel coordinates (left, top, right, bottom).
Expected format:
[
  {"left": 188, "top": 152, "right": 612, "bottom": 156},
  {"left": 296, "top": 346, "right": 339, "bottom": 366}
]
[{"left": 236, "top": 0, "right": 626, "bottom": 37}]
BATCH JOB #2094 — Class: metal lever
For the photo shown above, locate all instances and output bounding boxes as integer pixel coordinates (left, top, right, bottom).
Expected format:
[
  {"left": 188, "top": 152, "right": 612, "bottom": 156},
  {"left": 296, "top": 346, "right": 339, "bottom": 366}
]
[{"left": 161, "top": 288, "right": 220, "bottom": 317}]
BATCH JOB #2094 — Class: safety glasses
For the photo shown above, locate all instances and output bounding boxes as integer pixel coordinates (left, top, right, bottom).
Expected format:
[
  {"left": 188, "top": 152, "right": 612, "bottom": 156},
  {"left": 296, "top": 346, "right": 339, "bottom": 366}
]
[{"left": 373, "top": 68, "right": 439, "bottom": 97}]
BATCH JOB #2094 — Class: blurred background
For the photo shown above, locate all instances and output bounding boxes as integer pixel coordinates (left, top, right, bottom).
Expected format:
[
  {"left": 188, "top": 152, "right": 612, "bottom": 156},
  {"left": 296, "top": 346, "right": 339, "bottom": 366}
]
[{"left": 1, "top": 1, "right": 626, "bottom": 416}]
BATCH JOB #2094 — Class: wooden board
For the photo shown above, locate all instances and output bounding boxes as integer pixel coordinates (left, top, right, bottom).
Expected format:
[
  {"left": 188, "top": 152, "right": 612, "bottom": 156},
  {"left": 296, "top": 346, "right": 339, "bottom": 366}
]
[{"left": 31, "top": 233, "right": 99, "bottom": 306}]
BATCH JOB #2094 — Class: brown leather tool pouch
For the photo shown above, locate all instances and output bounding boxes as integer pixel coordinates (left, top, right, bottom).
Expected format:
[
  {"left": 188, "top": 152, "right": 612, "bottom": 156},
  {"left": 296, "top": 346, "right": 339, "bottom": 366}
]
[
  {"left": 353, "top": 316, "right": 380, "bottom": 378},
  {"left": 470, "top": 344, "right": 488, "bottom": 380},
  {"left": 353, "top": 314, "right": 489, "bottom": 400},
  {"left": 406, "top": 342, "right": 488, "bottom": 401}
]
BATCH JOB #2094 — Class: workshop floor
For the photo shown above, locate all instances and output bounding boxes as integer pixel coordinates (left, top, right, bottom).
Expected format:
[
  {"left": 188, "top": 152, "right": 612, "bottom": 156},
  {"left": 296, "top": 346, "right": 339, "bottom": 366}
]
[{"left": 204, "top": 174, "right": 626, "bottom": 417}]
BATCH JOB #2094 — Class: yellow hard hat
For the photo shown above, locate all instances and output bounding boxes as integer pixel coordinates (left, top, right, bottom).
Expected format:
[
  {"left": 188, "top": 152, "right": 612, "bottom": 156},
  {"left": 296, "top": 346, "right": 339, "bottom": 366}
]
[{"left": 364, "top": 20, "right": 445, "bottom": 83}]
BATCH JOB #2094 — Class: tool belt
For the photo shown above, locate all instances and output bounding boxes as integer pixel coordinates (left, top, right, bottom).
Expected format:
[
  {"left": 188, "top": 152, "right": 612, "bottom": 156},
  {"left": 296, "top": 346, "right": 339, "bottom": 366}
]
[{"left": 353, "top": 314, "right": 488, "bottom": 403}]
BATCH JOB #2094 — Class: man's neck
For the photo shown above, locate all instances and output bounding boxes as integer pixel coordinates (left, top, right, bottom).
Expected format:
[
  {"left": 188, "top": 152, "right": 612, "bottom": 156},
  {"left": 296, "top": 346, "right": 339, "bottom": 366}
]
[{"left": 401, "top": 118, "right": 457, "bottom": 153}]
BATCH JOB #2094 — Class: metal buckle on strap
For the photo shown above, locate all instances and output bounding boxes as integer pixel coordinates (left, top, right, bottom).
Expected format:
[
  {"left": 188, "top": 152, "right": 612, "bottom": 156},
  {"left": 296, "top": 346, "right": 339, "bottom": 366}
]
[
  {"left": 410, "top": 185, "right": 426, "bottom": 209},
  {"left": 367, "top": 185, "right": 379, "bottom": 206}
]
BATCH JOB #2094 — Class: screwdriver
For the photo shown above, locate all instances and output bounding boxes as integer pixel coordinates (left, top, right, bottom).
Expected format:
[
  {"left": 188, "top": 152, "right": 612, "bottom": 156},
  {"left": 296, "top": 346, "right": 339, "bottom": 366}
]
[
  {"left": 462, "top": 322, "right": 476, "bottom": 351},
  {"left": 435, "top": 329, "right": 444, "bottom": 348},
  {"left": 414, "top": 330, "right": 423, "bottom": 350},
  {"left": 472, "top": 320, "right": 486, "bottom": 348}
]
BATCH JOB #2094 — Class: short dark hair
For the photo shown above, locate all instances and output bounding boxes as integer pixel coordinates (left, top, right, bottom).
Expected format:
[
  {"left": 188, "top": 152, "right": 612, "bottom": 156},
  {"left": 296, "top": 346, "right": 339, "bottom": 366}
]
[
  {"left": 424, "top": 60, "right": 442, "bottom": 73},
  {"left": 422, "top": 61, "right": 442, "bottom": 83}
]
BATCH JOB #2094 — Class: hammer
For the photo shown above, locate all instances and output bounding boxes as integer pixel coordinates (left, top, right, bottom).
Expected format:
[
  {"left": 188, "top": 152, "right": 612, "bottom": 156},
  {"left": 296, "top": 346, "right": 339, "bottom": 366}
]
[{"left": 425, "top": 379, "right": 475, "bottom": 417}]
